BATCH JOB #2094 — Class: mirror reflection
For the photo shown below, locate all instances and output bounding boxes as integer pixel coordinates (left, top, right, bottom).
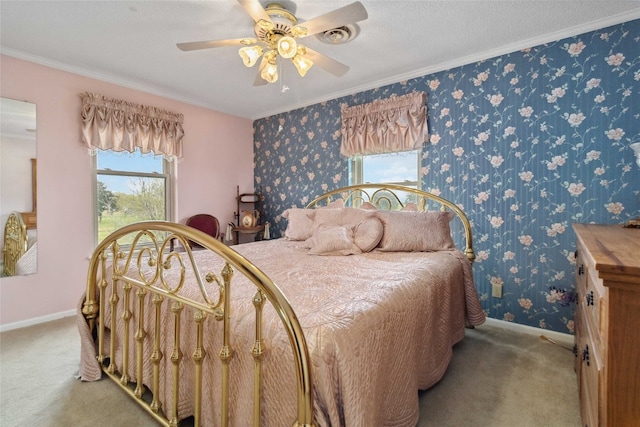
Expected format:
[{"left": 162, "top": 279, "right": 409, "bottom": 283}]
[{"left": 1, "top": 97, "right": 37, "bottom": 277}]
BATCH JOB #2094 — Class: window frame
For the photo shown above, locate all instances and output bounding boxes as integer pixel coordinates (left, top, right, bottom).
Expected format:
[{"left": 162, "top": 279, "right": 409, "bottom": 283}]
[{"left": 92, "top": 150, "right": 176, "bottom": 247}]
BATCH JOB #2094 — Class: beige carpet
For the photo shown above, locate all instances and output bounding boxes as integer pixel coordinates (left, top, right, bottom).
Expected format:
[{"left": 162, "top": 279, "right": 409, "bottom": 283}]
[{"left": 0, "top": 316, "right": 580, "bottom": 426}]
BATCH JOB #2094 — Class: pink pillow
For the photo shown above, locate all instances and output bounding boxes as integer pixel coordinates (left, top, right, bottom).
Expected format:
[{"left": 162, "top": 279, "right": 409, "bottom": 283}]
[
  {"left": 322, "top": 198, "right": 344, "bottom": 209},
  {"left": 354, "top": 217, "right": 384, "bottom": 252},
  {"left": 308, "top": 225, "right": 362, "bottom": 256},
  {"left": 282, "top": 208, "right": 316, "bottom": 241},
  {"left": 359, "top": 202, "right": 378, "bottom": 211},
  {"left": 376, "top": 210, "right": 456, "bottom": 252}
]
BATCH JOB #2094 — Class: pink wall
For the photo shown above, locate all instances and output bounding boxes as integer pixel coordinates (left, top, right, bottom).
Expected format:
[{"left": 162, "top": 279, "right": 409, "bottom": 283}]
[{"left": 0, "top": 55, "right": 254, "bottom": 327}]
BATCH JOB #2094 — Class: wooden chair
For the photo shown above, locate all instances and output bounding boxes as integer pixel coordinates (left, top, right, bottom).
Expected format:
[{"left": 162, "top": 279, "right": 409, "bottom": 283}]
[{"left": 170, "top": 214, "right": 222, "bottom": 251}]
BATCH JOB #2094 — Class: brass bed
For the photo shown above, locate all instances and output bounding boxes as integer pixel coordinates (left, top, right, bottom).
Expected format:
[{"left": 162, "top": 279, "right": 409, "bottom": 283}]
[
  {"left": 79, "top": 184, "right": 485, "bottom": 426},
  {"left": 2, "top": 211, "right": 36, "bottom": 276}
]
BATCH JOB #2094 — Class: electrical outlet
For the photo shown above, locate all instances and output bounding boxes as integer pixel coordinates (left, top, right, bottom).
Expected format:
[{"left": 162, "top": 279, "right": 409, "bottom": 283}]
[{"left": 492, "top": 283, "right": 503, "bottom": 298}]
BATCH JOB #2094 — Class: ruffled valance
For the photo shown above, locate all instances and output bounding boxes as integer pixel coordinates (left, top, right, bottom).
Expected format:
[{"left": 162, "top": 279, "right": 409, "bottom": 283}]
[
  {"left": 340, "top": 92, "right": 428, "bottom": 157},
  {"left": 80, "top": 92, "right": 184, "bottom": 160}
]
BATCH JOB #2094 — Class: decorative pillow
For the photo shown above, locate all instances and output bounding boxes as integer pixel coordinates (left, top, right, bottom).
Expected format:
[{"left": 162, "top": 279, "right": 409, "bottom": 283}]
[
  {"left": 322, "top": 198, "right": 344, "bottom": 209},
  {"left": 282, "top": 208, "right": 316, "bottom": 241},
  {"left": 311, "top": 208, "right": 344, "bottom": 233},
  {"left": 376, "top": 210, "right": 456, "bottom": 252},
  {"left": 312, "top": 207, "right": 374, "bottom": 234},
  {"left": 308, "top": 225, "right": 362, "bottom": 256},
  {"left": 359, "top": 202, "right": 378, "bottom": 211},
  {"left": 353, "top": 217, "right": 384, "bottom": 252}
]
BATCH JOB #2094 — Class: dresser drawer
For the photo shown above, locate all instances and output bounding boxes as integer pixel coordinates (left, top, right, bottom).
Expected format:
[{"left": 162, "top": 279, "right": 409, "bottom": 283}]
[
  {"left": 576, "top": 244, "right": 606, "bottom": 346},
  {"left": 578, "top": 319, "right": 603, "bottom": 427}
]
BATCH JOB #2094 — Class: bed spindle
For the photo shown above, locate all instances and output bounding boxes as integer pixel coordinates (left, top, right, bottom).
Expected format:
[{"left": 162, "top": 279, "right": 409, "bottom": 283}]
[
  {"left": 252, "top": 290, "right": 266, "bottom": 427},
  {"left": 150, "top": 294, "right": 164, "bottom": 413},
  {"left": 97, "top": 251, "right": 108, "bottom": 364},
  {"left": 219, "top": 263, "right": 234, "bottom": 427},
  {"left": 107, "top": 277, "right": 120, "bottom": 375},
  {"left": 192, "top": 310, "right": 207, "bottom": 427},
  {"left": 120, "top": 282, "right": 132, "bottom": 385},
  {"left": 169, "top": 301, "right": 183, "bottom": 427},
  {"left": 134, "top": 288, "right": 147, "bottom": 398}
]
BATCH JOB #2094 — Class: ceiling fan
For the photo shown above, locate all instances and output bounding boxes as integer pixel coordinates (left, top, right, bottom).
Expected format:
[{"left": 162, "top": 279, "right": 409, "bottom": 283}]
[{"left": 177, "top": 0, "right": 368, "bottom": 85}]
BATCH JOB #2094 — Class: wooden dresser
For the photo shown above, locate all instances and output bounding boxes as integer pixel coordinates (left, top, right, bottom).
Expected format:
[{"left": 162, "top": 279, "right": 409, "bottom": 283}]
[{"left": 573, "top": 224, "right": 640, "bottom": 427}]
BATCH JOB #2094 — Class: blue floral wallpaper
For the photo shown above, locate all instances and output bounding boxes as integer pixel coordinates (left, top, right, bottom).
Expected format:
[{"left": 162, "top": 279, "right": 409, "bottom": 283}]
[{"left": 253, "top": 19, "right": 640, "bottom": 334}]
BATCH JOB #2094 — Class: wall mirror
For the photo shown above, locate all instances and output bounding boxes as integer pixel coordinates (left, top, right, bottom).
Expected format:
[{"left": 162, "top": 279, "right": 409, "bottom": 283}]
[{"left": 1, "top": 97, "right": 37, "bottom": 277}]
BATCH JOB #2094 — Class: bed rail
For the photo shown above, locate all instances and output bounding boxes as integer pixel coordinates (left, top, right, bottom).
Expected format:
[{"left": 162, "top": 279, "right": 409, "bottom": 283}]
[
  {"left": 82, "top": 221, "right": 313, "bottom": 427},
  {"left": 306, "top": 183, "right": 475, "bottom": 262},
  {"left": 2, "top": 212, "right": 29, "bottom": 276}
]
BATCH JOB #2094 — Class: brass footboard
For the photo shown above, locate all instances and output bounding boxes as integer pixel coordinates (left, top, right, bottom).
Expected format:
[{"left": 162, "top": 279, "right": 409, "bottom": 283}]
[{"left": 82, "top": 222, "right": 313, "bottom": 427}]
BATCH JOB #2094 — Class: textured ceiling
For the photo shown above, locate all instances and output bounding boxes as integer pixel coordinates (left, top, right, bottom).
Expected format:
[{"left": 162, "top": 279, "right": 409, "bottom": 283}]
[{"left": 2, "top": 1, "right": 640, "bottom": 119}]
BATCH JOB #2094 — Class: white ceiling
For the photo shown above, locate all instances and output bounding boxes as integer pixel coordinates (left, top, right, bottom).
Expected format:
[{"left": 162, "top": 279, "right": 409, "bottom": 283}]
[{"left": 2, "top": 1, "right": 640, "bottom": 120}]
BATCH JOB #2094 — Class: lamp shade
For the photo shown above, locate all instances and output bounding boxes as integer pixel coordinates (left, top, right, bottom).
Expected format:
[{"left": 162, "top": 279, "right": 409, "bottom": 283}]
[
  {"left": 277, "top": 36, "right": 297, "bottom": 59},
  {"left": 239, "top": 45, "right": 264, "bottom": 67},
  {"left": 261, "top": 60, "right": 278, "bottom": 83},
  {"left": 292, "top": 54, "right": 313, "bottom": 77}
]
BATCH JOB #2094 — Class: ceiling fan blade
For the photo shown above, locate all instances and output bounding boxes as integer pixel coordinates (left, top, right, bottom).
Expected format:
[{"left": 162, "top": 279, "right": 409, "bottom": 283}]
[
  {"left": 296, "top": 2, "right": 368, "bottom": 37},
  {"left": 304, "top": 47, "right": 350, "bottom": 77},
  {"left": 237, "top": 0, "right": 272, "bottom": 24},
  {"left": 177, "top": 38, "right": 247, "bottom": 51}
]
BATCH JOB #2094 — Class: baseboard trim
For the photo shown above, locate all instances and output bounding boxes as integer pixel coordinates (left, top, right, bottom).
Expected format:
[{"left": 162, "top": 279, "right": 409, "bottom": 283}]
[
  {"left": 0, "top": 309, "right": 76, "bottom": 333},
  {"left": 481, "top": 317, "right": 574, "bottom": 347}
]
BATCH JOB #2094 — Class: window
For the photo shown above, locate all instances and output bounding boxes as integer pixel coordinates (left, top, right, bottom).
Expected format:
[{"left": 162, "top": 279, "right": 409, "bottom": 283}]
[
  {"left": 349, "top": 149, "right": 420, "bottom": 188},
  {"left": 94, "top": 149, "right": 174, "bottom": 244}
]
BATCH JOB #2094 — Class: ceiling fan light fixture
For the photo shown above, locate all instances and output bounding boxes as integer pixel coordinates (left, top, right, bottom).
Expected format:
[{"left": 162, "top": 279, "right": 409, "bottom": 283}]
[
  {"left": 292, "top": 53, "right": 313, "bottom": 77},
  {"left": 256, "top": 19, "right": 274, "bottom": 31},
  {"left": 259, "top": 50, "right": 278, "bottom": 83},
  {"left": 261, "top": 60, "right": 278, "bottom": 83},
  {"left": 277, "top": 36, "right": 297, "bottom": 59},
  {"left": 290, "top": 26, "right": 308, "bottom": 38},
  {"left": 239, "top": 45, "right": 264, "bottom": 67}
]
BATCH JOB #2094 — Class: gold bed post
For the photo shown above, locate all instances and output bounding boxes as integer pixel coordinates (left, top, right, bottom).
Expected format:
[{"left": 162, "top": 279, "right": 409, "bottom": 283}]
[
  {"left": 150, "top": 294, "right": 164, "bottom": 414},
  {"left": 169, "top": 301, "right": 183, "bottom": 427},
  {"left": 252, "top": 290, "right": 266, "bottom": 427},
  {"left": 120, "top": 282, "right": 132, "bottom": 385},
  {"left": 192, "top": 310, "right": 207, "bottom": 426},
  {"left": 219, "top": 263, "right": 234, "bottom": 427},
  {"left": 134, "top": 288, "right": 147, "bottom": 398},
  {"left": 107, "top": 278, "right": 120, "bottom": 375}
]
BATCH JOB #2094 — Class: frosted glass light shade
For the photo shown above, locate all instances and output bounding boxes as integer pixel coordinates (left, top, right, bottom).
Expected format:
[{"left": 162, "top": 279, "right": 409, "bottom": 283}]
[
  {"left": 261, "top": 61, "right": 278, "bottom": 83},
  {"left": 239, "top": 45, "right": 264, "bottom": 67},
  {"left": 292, "top": 54, "right": 313, "bottom": 77},
  {"left": 277, "top": 36, "right": 297, "bottom": 59}
]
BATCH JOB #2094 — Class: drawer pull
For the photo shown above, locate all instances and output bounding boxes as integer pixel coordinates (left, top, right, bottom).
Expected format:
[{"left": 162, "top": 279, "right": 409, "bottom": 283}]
[
  {"left": 578, "top": 264, "right": 584, "bottom": 276},
  {"left": 586, "top": 291, "right": 594, "bottom": 306},
  {"left": 573, "top": 344, "right": 578, "bottom": 357},
  {"left": 582, "top": 345, "right": 590, "bottom": 366}
]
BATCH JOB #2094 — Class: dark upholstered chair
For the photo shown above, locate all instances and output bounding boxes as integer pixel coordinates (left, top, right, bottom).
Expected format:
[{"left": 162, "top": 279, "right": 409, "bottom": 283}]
[
  {"left": 170, "top": 214, "right": 222, "bottom": 251},
  {"left": 186, "top": 214, "right": 222, "bottom": 247}
]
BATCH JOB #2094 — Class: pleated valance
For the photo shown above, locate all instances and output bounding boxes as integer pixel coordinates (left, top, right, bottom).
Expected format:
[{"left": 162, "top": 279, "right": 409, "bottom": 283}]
[
  {"left": 80, "top": 92, "right": 184, "bottom": 160},
  {"left": 340, "top": 92, "right": 428, "bottom": 157}
]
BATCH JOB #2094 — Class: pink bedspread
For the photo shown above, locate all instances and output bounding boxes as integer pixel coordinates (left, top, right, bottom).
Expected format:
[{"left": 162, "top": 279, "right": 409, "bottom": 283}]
[{"left": 78, "top": 239, "right": 485, "bottom": 426}]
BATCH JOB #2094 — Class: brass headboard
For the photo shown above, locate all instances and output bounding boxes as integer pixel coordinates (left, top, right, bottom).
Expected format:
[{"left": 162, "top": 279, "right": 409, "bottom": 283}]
[
  {"left": 306, "top": 183, "right": 475, "bottom": 263},
  {"left": 2, "top": 212, "right": 29, "bottom": 276}
]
